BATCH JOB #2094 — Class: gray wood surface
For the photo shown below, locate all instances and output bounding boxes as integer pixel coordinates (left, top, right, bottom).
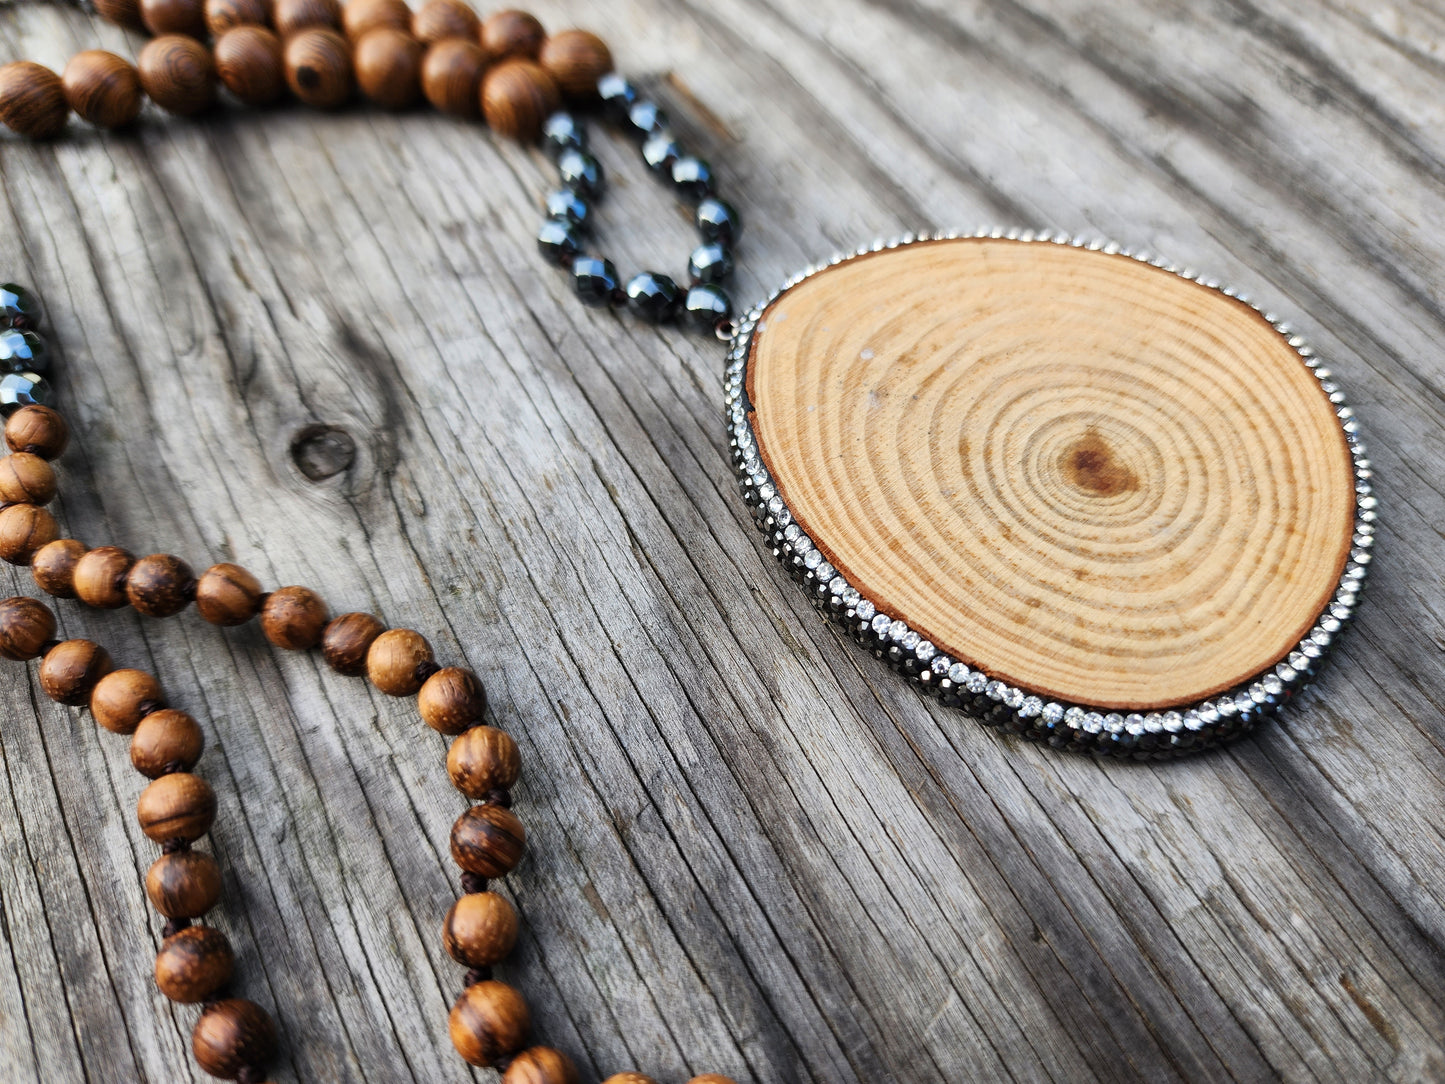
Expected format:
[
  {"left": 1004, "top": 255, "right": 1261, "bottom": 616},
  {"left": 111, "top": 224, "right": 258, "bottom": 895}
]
[{"left": 0, "top": 0, "right": 1443, "bottom": 1081}]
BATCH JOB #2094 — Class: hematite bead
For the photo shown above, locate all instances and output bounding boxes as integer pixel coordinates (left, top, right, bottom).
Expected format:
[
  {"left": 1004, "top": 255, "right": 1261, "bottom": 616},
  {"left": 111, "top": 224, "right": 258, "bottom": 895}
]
[
  {"left": 540, "top": 110, "right": 586, "bottom": 160},
  {"left": 625, "top": 99, "right": 667, "bottom": 139},
  {"left": 0, "top": 371, "right": 49, "bottom": 415},
  {"left": 556, "top": 147, "right": 603, "bottom": 197},
  {"left": 625, "top": 272, "right": 680, "bottom": 323},
  {"left": 0, "top": 328, "right": 47, "bottom": 373},
  {"left": 671, "top": 156, "right": 714, "bottom": 200},
  {"left": 641, "top": 131, "right": 679, "bottom": 174},
  {"left": 684, "top": 283, "right": 733, "bottom": 332},
  {"left": 696, "top": 197, "right": 741, "bottom": 245},
  {"left": 596, "top": 71, "right": 635, "bottom": 120},
  {"left": 536, "top": 218, "right": 581, "bottom": 266},
  {"left": 688, "top": 243, "right": 734, "bottom": 284},
  {"left": 571, "top": 256, "right": 619, "bottom": 307},
  {"left": 543, "top": 188, "right": 589, "bottom": 230},
  {"left": 0, "top": 284, "right": 41, "bottom": 330}
]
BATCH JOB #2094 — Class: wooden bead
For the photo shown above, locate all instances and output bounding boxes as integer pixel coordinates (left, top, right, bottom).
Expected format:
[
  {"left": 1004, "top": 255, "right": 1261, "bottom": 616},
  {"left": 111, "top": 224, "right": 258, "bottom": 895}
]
[
  {"left": 131, "top": 708, "right": 205, "bottom": 778},
  {"left": 0, "top": 503, "right": 58, "bottom": 565},
  {"left": 283, "top": 27, "right": 353, "bottom": 108},
  {"left": 0, "top": 452, "right": 56, "bottom": 505},
  {"left": 31, "top": 538, "right": 86, "bottom": 598},
  {"left": 366, "top": 628, "right": 433, "bottom": 696},
  {"left": 600, "top": 1074, "right": 657, "bottom": 1084},
  {"left": 448, "top": 980, "right": 530, "bottom": 1067},
  {"left": 504, "top": 1048, "right": 580, "bottom": 1084},
  {"left": 205, "top": 0, "right": 271, "bottom": 36},
  {"left": 146, "top": 850, "right": 222, "bottom": 918},
  {"left": 141, "top": 0, "right": 208, "bottom": 37},
  {"left": 73, "top": 546, "right": 135, "bottom": 609},
  {"left": 5, "top": 405, "right": 69, "bottom": 459},
  {"left": 91, "top": 668, "right": 165, "bottom": 734},
  {"left": 0, "top": 62, "right": 70, "bottom": 140},
  {"left": 321, "top": 611, "right": 384, "bottom": 675},
  {"left": 421, "top": 39, "right": 485, "bottom": 117},
  {"left": 446, "top": 725, "right": 519, "bottom": 799},
  {"left": 95, "top": 0, "right": 147, "bottom": 31},
  {"left": 481, "top": 60, "right": 560, "bottom": 141},
  {"left": 450, "top": 803, "right": 525, "bottom": 877},
  {"left": 260, "top": 585, "right": 328, "bottom": 649},
  {"left": 155, "top": 925, "right": 234, "bottom": 1003},
  {"left": 61, "top": 51, "right": 143, "bottom": 130},
  {"left": 538, "top": 30, "right": 612, "bottom": 100},
  {"left": 196, "top": 562, "right": 264, "bottom": 626},
  {"left": 272, "top": 0, "right": 340, "bottom": 37},
  {"left": 342, "top": 0, "right": 411, "bottom": 41},
  {"left": 480, "top": 10, "right": 545, "bottom": 62},
  {"left": 136, "top": 772, "right": 217, "bottom": 843},
  {"left": 443, "top": 891, "right": 518, "bottom": 966},
  {"left": 39, "top": 639, "right": 113, "bottom": 706},
  {"left": 0, "top": 596, "right": 56, "bottom": 661},
  {"left": 192, "top": 998, "right": 277, "bottom": 1078},
  {"left": 418, "top": 667, "right": 487, "bottom": 734},
  {"left": 354, "top": 27, "right": 424, "bottom": 110},
  {"left": 214, "top": 26, "right": 287, "bottom": 107},
  {"left": 138, "top": 35, "right": 217, "bottom": 116},
  {"left": 127, "top": 553, "right": 197, "bottom": 618},
  {"left": 413, "top": 0, "right": 479, "bottom": 45}
]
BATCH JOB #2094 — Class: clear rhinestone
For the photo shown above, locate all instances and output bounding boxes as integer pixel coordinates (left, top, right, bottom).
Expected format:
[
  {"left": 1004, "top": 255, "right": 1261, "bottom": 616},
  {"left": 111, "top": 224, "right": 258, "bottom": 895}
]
[{"left": 1020, "top": 696, "right": 1043, "bottom": 718}]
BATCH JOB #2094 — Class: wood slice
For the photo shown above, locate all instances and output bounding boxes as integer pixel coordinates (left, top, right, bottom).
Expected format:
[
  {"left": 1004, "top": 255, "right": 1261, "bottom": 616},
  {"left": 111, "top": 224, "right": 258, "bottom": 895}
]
[{"left": 744, "top": 237, "right": 1357, "bottom": 711}]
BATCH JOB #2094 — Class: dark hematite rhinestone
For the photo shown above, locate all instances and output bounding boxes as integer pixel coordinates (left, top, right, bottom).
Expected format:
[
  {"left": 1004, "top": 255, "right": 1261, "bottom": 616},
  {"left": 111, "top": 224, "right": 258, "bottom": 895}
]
[
  {"left": 597, "top": 73, "right": 637, "bottom": 121},
  {"left": 543, "top": 188, "right": 590, "bottom": 230},
  {"left": 0, "top": 328, "right": 47, "bottom": 373},
  {"left": 541, "top": 112, "right": 587, "bottom": 161},
  {"left": 571, "top": 256, "right": 619, "bottom": 307},
  {"left": 642, "top": 132, "right": 680, "bottom": 174},
  {"left": 0, "top": 371, "right": 49, "bottom": 414},
  {"left": 683, "top": 283, "right": 732, "bottom": 332},
  {"left": 670, "top": 156, "right": 714, "bottom": 200},
  {"left": 688, "top": 243, "right": 734, "bottom": 284},
  {"left": 0, "top": 284, "right": 41, "bottom": 330},
  {"left": 696, "top": 197, "right": 741, "bottom": 245},
  {"left": 537, "top": 218, "right": 582, "bottom": 266},
  {"left": 557, "top": 148, "right": 604, "bottom": 197},
  {"left": 625, "top": 272, "right": 681, "bottom": 323},
  {"left": 626, "top": 100, "right": 668, "bottom": 139}
]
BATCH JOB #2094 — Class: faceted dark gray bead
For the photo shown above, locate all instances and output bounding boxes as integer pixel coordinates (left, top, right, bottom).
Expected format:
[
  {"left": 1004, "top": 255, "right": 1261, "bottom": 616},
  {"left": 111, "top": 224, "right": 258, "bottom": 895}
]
[
  {"left": 597, "top": 73, "right": 636, "bottom": 121},
  {"left": 688, "top": 243, "right": 734, "bottom": 284},
  {"left": 0, "top": 371, "right": 49, "bottom": 415},
  {"left": 0, "top": 328, "right": 47, "bottom": 373},
  {"left": 696, "top": 197, "right": 741, "bottom": 245},
  {"left": 683, "top": 283, "right": 733, "bottom": 332},
  {"left": 557, "top": 148, "right": 604, "bottom": 197},
  {"left": 537, "top": 218, "right": 582, "bottom": 266},
  {"left": 625, "top": 272, "right": 680, "bottom": 323},
  {"left": 571, "top": 256, "right": 619, "bottom": 307},
  {"left": 641, "top": 132, "right": 680, "bottom": 174},
  {"left": 0, "top": 284, "right": 41, "bottom": 330},
  {"left": 543, "top": 188, "right": 590, "bottom": 230},
  {"left": 541, "top": 112, "right": 587, "bottom": 161},
  {"left": 670, "top": 156, "right": 714, "bottom": 200},
  {"left": 626, "top": 100, "right": 668, "bottom": 139}
]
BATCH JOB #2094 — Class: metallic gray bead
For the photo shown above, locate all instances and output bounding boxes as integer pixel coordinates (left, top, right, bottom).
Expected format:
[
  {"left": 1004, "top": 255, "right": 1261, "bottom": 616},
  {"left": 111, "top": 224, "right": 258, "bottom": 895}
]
[
  {"left": 626, "top": 100, "right": 668, "bottom": 139},
  {"left": 541, "top": 112, "right": 587, "bottom": 161},
  {"left": 688, "top": 243, "right": 734, "bottom": 284},
  {"left": 571, "top": 256, "right": 619, "bottom": 307},
  {"left": 557, "top": 148, "right": 604, "bottom": 197},
  {"left": 0, "top": 328, "right": 48, "bottom": 373},
  {"left": 597, "top": 73, "right": 636, "bottom": 121},
  {"left": 0, "top": 371, "right": 49, "bottom": 415},
  {"left": 683, "top": 283, "right": 732, "bottom": 331},
  {"left": 0, "top": 283, "right": 41, "bottom": 330},
  {"left": 625, "top": 272, "right": 680, "bottom": 323},
  {"left": 543, "top": 188, "right": 590, "bottom": 230},
  {"left": 670, "top": 156, "right": 714, "bottom": 200},
  {"left": 537, "top": 218, "right": 582, "bottom": 266},
  {"left": 696, "top": 197, "right": 741, "bottom": 245},
  {"left": 642, "top": 132, "right": 680, "bottom": 173}
]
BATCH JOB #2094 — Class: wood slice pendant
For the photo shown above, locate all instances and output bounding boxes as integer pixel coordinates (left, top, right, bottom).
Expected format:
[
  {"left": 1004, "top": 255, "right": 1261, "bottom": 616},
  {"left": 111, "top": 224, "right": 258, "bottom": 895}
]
[{"left": 726, "top": 232, "right": 1372, "bottom": 756}]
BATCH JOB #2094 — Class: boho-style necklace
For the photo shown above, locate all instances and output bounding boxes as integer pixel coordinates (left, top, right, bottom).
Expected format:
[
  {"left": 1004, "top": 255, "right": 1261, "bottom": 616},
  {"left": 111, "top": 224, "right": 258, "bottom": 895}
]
[{"left": 0, "top": 0, "right": 1371, "bottom": 1081}]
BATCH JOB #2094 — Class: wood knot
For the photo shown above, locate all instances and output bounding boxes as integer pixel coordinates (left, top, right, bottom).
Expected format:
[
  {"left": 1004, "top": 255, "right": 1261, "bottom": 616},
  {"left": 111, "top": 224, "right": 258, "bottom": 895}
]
[
  {"left": 289, "top": 425, "right": 357, "bottom": 482},
  {"left": 1061, "top": 429, "right": 1137, "bottom": 497}
]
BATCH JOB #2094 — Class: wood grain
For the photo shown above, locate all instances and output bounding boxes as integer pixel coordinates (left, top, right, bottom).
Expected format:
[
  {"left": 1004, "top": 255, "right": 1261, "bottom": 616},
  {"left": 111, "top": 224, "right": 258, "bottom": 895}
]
[{"left": 0, "top": 1, "right": 1443, "bottom": 1082}]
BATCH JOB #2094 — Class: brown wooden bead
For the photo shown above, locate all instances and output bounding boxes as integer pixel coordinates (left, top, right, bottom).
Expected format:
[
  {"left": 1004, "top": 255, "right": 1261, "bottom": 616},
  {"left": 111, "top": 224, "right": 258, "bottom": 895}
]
[
  {"left": 413, "top": 0, "right": 479, "bottom": 45},
  {"left": 366, "top": 627, "right": 433, "bottom": 695},
  {"left": 5, "top": 405, "right": 69, "bottom": 460},
  {"left": 354, "top": 27, "right": 424, "bottom": 109},
  {"left": 61, "top": 51, "right": 143, "bottom": 130},
  {"left": 342, "top": 0, "right": 411, "bottom": 41},
  {"left": 418, "top": 667, "right": 487, "bottom": 734},
  {"left": 91, "top": 668, "right": 165, "bottom": 734},
  {"left": 505, "top": 1048, "right": 580, "bottom": 1084},
  {"left": 192, "top": 998, "right": 277, "bottom": 1078},
  {"left": 450, "top": 803, "right": 525, "bottom": 877},
  {"left": 95, "top": 0, "right": 147, "bottom": 30},
  {"left": 39, "top": 639, "right": 113, "bottom": 706},
  {"left": 131, "top": 708, "right": 205, "bottom": 778},
  {"left": 538, "top": 30, "right": 611, "bottom": 100},
  {"left": 73, "top": 546, "right": 135, "bottom": 609},
  {"left": 214, "top": 26, "right": 287, "bottom": 107},
  {"left": 447, "top": 726, "right": 520, "bottom": 799},
  {"left": 448, "top": 980, "right": 530, "bottom": 1067},
  {"left": 155, "top": 925, "right": 234, "bottom": 1003},
  {"left": 196, "top": 562, "right": 264, "bottom": 626},
  {"left": 139, "top": 35, "right": 217, "bottom": 116},
  {"left": 260, "top": 585, "right": 328, "bottom": 649},
  {"left": 283, "top": 27, "right": 353, "bottom": 108},
  {"left": 600, "top": 1074, "right": 657, "bottom": 1084},
  {"left": 141, "top": 0, "right": 208, "bottom": 37},
  {"left": 136, "top": 772, "right": 217, "bottom": 843},
  {"left": 31, "top": 538, "right": 86, "bottom": 598},
  {"left": 481, "top": 59, "right": 559, "bottom": 141},
  {"left": 272, "top": 0, "right": 340, "bottom": 37},
  {"left": 0, "top": 62, "right": 70, "bottom": 140},
  {"left": 0, "top": 596, "right": 56, "bottom": 661},
  {"left": 321, "top": 611, "right": 384, "bottom": 675},
  {"left": 443, "top": 890, "right": 517, "bottom": 967},
  {"left": 480, "top": 10, "right": 545, "bottom": 62},
  {"left": 205, "top": 0, "right": 271, "bottom": 35},
  {"left": 0, "top": 453, "right": 56, "bottom": 505},
  {"left": 146, "top": 849, "right": 222, "bottom": 918},
  {"left": 127, "top": 553, "right": 197, "bottom": 618},
  {"left": 421, "top": 38, "right": 485, "bottom": 117},
  {"left": 0, "top": 504, "right": 58, "bottom": 565}
]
